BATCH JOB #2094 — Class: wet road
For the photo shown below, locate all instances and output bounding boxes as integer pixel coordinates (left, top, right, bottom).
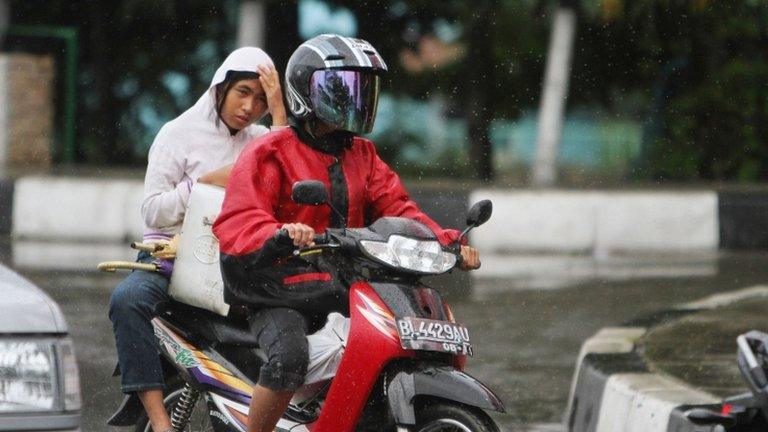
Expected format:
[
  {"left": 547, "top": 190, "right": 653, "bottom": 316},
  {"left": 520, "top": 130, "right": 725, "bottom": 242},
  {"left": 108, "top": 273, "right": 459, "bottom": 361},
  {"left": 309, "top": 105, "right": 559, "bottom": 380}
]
[{"left": 2, "top": 239, "right": 768, "bottom": 431}]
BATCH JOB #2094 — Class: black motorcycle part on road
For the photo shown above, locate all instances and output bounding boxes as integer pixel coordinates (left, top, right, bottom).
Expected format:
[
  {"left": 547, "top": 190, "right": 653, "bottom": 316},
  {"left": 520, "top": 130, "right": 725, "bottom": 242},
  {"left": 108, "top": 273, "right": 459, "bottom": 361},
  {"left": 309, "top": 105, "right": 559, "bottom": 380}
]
[
  {"left": 386, "top": 364, "right": 506, "bottom": 426},
  {"left": 106, "top": 392, "right": 142, "bottom": 427},
  {"left": 107, "top": 358, "right": 181, "bottom": 426}
]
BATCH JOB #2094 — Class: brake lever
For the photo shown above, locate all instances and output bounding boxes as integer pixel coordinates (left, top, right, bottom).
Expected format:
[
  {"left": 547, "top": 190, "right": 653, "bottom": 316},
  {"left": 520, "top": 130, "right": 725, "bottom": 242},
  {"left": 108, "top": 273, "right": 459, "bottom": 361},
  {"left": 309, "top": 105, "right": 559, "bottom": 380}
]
[
  {"left": 293, "top": 243, "right": 341, "bottom": 257},
  {"left": 454, "top": 251, "right": 464, "bottom": 267},
  {"left": 447, "top": 240, "right": 464, "bottom": 267}
]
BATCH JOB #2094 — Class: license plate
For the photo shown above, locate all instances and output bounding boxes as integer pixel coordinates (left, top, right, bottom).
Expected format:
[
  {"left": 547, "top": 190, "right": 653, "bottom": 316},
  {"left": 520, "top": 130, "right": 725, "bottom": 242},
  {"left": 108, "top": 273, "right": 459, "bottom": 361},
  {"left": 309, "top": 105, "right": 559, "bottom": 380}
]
[{"left": 396, "top": 317, "right": 473, "bottom": 356}]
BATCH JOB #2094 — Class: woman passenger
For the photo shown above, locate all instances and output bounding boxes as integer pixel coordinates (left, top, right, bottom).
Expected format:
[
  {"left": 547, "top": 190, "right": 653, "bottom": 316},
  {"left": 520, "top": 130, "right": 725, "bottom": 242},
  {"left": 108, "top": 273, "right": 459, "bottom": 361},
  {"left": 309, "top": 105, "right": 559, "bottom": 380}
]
[{"left": 108, "top": 47, "right": 287, "bottom": 432}]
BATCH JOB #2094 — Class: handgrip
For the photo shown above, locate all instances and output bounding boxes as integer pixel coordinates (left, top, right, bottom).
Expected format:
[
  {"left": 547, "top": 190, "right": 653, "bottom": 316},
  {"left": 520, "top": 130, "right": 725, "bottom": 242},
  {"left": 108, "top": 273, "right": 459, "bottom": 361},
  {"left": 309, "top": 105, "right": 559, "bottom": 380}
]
[
  {"left": 274, "top": 228, "right": 329, "bottom": 246},
  {"left": 274, "top": 228, "right": 293, "bottom": 245}
]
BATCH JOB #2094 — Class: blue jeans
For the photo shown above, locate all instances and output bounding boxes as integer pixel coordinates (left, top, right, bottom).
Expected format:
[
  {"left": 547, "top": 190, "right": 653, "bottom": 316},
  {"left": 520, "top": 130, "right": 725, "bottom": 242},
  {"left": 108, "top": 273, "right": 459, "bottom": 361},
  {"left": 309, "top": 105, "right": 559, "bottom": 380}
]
[{"left": 108, "top": 252, "right": 170, "bottom": 393}]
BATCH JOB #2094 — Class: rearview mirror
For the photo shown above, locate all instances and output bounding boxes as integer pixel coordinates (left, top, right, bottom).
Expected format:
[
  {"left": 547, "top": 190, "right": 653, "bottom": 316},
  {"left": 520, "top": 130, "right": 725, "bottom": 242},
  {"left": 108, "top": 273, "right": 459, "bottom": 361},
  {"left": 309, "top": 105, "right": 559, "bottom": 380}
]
[
  {"left": 466, "top": 200, "right": 492, "bottom": 227},
  {"left": 292, "top": 180, "right": 328, "bottom": 206}
]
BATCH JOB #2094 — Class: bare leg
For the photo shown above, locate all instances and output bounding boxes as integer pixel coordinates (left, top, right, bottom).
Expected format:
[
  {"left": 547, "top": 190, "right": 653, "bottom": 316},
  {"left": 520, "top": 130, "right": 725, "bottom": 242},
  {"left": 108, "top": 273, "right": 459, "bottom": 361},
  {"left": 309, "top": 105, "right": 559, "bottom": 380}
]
[
  {"left": 247, "top": 385, "right": 294, "bottom": 432},
  {"left": 138, "top": 389, "right": 172, "bottom": 432}
]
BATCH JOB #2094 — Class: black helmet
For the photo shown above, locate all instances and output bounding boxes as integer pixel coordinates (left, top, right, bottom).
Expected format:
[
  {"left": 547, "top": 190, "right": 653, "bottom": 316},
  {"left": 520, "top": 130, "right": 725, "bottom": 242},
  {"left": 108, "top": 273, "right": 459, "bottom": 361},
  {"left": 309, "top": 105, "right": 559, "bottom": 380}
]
[{"left": 285, "top": 34, "right": 388, "bottom": 134}]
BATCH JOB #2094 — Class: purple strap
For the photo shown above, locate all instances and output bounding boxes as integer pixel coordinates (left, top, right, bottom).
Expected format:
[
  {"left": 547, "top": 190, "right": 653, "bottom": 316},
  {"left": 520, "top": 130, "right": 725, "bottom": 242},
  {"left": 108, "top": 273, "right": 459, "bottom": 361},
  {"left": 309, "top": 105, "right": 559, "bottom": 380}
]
[{"left": 154, "top": 259, "right": 175, "bottom": 278}]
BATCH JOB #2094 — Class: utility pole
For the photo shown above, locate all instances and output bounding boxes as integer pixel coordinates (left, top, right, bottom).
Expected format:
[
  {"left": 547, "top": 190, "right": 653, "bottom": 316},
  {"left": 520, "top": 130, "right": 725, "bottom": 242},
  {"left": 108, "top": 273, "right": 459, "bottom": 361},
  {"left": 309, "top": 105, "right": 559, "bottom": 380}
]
[
  {"left": 532, "top": 2, "right": 577, "bottom": 187},
  {"left": 237, "top": 0, "right": 266, "bottom": 48}
]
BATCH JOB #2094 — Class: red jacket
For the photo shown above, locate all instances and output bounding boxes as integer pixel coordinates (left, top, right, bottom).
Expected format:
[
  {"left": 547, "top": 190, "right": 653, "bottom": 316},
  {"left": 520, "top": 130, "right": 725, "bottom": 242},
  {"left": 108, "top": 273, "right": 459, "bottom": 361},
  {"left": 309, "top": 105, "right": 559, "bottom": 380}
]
[
  {"left": 214, "top": 128, "right": 460, "bottom": 256},
  {"left": 213, "top": 128, "right": 460, "bottom": 308}
]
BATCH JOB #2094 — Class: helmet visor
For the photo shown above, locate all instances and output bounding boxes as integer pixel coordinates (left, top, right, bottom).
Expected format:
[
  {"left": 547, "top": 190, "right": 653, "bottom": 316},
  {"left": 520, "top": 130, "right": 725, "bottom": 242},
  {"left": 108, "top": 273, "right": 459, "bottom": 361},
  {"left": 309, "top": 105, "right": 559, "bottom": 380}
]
[{"left": 309, "top": 70, "right": 380, "bottom": 134}]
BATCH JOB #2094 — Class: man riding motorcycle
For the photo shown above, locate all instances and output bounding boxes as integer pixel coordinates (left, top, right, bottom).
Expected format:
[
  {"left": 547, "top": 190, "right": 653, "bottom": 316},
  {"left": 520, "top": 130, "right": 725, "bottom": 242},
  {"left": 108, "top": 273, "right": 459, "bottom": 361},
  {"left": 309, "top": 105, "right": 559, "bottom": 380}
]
[{"left": 212, "top": 34, "right": 481, "bottom": 432}]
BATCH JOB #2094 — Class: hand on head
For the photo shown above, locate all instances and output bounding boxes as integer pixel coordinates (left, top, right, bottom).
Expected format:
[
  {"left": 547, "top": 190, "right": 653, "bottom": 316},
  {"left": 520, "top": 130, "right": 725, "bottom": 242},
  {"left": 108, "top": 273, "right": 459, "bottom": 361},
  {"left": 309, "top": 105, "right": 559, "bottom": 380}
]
[
  {"left": 218, "top": 65, "right": 287, "bottom": 132},
  {"left": 257, "top": 65, "right": 287, "bottom": 126}
]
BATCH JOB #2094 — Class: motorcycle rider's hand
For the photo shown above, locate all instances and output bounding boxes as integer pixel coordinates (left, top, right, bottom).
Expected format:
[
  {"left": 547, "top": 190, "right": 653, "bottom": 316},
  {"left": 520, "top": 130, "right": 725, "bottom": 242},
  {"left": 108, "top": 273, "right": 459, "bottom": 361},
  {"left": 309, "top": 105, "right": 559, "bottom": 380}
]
[
  {"left": 459, "top": 245, "right": 481, "bottom": 271},
  {"left": 257, "top": 64, "right": 288, "bottom": 127},
  {"left": 282, "top": 223, "right": 315, "bottom": 247}
]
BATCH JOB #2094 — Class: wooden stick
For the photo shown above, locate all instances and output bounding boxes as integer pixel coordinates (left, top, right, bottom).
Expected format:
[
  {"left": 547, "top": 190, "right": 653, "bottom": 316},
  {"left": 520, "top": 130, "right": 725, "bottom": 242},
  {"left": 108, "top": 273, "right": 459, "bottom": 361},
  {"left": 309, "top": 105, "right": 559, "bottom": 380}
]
[
  {"left": 131, "top": 242, "right": 163, "bottom": 253},
  {"left": 97, "top": 261, "right": 157, "bottom": 273}
]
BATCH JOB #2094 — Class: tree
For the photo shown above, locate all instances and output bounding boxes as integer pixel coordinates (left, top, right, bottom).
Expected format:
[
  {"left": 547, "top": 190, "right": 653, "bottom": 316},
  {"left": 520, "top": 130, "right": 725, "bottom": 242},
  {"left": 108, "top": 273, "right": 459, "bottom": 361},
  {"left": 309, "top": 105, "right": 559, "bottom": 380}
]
[
  {"left": 10, "top": 0, "right": 235, "bottom": 164},
  {"left": 328, "top": 0, "right": 548, "bottom": 181},
  {"left": 574, "top": 0, "right": 768, "bottom": 181}
]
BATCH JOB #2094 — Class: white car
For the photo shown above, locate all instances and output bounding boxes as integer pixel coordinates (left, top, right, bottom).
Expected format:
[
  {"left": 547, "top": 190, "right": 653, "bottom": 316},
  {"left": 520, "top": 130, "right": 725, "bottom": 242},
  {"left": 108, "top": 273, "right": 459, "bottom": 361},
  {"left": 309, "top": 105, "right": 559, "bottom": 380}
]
[{"left": 0, "top": 264, "right": 81, "bottom": 431}]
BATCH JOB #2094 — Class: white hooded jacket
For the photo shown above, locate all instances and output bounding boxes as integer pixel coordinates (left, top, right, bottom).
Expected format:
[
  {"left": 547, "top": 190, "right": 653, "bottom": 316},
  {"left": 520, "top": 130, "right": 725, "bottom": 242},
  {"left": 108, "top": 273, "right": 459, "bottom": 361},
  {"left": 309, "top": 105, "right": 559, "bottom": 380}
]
[{"left": 141, "top": 47, "right": 277, "bottom": 242}]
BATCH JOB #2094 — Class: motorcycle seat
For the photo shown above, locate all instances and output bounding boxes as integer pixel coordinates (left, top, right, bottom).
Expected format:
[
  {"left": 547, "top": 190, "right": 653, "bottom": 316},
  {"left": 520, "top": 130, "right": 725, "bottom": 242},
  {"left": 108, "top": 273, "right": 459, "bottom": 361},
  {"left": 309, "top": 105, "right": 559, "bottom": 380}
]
[
  {"left": 157, "top": 301, "right": 267, "bottom": 380},
  {"left": 158, "top": 301, "right": 262, "bottom": 348}
]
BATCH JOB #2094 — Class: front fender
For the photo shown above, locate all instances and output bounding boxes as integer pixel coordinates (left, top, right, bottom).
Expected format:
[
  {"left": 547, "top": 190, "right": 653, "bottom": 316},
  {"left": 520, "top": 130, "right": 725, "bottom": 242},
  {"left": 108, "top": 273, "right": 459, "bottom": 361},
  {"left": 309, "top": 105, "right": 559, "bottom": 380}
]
[{"left": 386, "top": 366, "right": 505, "bottom": 425}]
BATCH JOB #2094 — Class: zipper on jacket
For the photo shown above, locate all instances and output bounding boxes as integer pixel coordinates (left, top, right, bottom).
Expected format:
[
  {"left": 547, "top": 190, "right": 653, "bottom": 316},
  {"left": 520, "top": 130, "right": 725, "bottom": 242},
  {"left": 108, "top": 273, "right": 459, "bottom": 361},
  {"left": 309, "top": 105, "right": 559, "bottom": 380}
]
[{"left": 327, "top": 157, "right": 348, "bottom": 228}]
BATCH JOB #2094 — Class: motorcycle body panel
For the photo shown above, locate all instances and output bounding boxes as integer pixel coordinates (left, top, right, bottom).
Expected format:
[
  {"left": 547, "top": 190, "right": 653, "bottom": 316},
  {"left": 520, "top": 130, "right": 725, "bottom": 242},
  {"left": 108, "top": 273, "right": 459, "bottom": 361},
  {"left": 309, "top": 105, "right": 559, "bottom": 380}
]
[
  {"left": 130, "top": 214, "right": 505, "bottom": 432},
  {"left": 152, "top": 315, "right": 319, "bottom": 432},
  {"left": 311, "top": 281, "right": 414, "bottom": 431},
  {"left": 153, "top": 318, "right": 253, "bottom": 428}
]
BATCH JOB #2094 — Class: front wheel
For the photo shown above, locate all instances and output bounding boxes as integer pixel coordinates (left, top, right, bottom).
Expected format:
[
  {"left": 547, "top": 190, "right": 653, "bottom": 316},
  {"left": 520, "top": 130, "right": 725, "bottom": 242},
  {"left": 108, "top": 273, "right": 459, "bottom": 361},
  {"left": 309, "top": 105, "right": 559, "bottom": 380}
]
[
  {"left": 135, "top": 382, "right": 214, "bottom": 432},
  {"left": 415, "top": 401, "right": 501, "bottom": 432}
]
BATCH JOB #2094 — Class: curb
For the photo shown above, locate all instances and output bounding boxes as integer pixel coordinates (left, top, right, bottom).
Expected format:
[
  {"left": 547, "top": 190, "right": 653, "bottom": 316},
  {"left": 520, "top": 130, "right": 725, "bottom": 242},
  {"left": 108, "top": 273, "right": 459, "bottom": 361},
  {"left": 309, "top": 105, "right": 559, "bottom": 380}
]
[
  {"left": 566, "top": 323, "right": 718, "bottom": 432},
  {"left": 565, "top": 287, "right": 768, "bottom": 432}
]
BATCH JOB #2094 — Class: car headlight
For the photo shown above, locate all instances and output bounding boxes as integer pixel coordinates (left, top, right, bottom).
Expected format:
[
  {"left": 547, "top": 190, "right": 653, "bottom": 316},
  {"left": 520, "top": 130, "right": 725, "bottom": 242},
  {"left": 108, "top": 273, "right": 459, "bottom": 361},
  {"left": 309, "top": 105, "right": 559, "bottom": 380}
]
[
  {"left": 0, "top": 340, "right": 56, "bottom": 412},
  {"left": 0, "top": 337, "right": 81, "bottom": 413},
  {"left": 60, "top": 338, "right": 81, "bottom": 411},
  {"left": 360, "top": 235, "right": 457, "bottom": 274}
]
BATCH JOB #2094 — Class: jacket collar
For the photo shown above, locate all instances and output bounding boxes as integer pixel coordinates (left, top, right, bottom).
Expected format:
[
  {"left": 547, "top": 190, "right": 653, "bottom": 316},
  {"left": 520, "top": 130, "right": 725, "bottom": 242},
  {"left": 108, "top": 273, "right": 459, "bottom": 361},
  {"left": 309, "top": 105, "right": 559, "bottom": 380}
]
[{"left": 290, "top": 117, "right": 353, "bottom": 156}]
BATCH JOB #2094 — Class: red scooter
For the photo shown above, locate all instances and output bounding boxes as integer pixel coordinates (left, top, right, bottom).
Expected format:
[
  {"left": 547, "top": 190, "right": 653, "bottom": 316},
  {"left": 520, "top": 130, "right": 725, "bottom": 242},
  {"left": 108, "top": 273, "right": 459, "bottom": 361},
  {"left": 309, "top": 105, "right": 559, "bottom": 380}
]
[{"left": 110, "top": 180, "right": 504, "bottom": 431}]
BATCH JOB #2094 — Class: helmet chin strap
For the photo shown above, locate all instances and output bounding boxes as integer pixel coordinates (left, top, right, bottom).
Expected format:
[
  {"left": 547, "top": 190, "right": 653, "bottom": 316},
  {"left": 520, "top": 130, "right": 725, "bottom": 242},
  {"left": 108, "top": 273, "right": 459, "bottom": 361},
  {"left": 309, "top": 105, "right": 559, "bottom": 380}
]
[{"left": 306, "top": 116, "right": 339, "bottom": 137}]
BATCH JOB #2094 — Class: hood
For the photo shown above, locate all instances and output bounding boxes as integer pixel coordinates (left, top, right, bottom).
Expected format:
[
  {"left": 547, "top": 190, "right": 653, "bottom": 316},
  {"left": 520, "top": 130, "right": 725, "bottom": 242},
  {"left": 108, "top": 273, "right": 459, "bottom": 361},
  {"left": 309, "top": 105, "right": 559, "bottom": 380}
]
[
  {"left": 209, "top": 47, "right": 274, "bottom": 90},
  {"left": 185, "top": 47, "right": 276, "bottom": 134},
  {"left": 0, "top": 265, "right": 68, "bottom": 334}
]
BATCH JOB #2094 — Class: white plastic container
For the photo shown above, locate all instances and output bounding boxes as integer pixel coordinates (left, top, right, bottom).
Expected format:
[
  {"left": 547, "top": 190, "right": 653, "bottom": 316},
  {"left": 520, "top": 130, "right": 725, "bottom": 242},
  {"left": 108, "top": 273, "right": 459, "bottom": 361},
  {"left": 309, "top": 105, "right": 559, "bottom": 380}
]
[{"left": 168, "top": 183, "right": 230, "bottom": 316}]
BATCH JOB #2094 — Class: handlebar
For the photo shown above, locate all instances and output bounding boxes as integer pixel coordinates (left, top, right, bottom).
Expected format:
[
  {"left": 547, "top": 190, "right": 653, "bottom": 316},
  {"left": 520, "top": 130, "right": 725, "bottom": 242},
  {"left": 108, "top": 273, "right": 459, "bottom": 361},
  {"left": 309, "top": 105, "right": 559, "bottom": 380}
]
[
  {"left": 274, "top": 228, "right": 329, "bottom": 246},
  {"left": 274, "top": 227, "right": 470, "bottom": 269}
]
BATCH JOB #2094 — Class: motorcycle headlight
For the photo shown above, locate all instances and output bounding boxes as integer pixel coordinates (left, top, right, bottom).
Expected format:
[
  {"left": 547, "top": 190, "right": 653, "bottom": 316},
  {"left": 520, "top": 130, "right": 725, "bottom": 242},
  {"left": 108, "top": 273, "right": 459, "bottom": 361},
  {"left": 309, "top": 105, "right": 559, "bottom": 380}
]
[
  {"left": 0, "top": 337, "right": 80, "bottom": 413},
  {"left": 360, "top": 235, "right": 457, "bottom": 274}
]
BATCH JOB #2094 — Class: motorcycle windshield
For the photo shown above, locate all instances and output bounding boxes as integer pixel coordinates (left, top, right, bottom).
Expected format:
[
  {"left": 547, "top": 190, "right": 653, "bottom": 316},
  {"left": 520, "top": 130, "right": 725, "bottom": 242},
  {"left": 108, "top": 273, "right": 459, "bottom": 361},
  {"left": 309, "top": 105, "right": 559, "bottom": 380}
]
[
  {"left": 368, "top": 217, "right": 437, "bottom": 240},
  {"left": 367, "top": 217, "right": 437, "bottom": 240}
]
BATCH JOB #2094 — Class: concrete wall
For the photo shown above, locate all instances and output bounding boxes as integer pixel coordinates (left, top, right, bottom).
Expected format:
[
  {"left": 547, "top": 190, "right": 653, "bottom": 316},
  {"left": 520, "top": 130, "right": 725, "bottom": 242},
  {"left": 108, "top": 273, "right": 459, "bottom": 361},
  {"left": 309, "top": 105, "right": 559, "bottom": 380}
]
[
  {"left": 1, "top": 176, "right": 758, "bottom": 256},
  {"left": 12, "top": 176, "right": 144, "bottom": 242},
  {"left": 470, "top": 189, "right": 719, "bottom": 254}
]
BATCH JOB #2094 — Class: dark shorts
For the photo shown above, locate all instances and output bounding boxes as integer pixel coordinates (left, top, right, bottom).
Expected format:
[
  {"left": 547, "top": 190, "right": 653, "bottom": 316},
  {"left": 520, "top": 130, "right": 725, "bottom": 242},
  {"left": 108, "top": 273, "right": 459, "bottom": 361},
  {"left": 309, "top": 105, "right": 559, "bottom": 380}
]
[{"left": 249, "top": 307, "right": 310, "bottom": 391}]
